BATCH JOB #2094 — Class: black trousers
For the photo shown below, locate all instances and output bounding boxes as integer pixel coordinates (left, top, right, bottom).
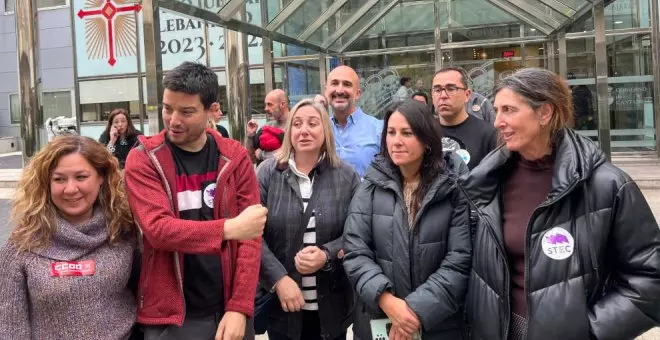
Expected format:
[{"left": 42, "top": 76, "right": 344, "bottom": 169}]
[
  {"left": 267, "top": 311, "right": 346, "bottom": 340},
  {"left": 143, "top": 312, "right": 255, "bottom": 340}
]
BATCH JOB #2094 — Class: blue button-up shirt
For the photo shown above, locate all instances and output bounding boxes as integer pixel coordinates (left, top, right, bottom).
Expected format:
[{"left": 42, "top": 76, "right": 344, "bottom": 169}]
[{"left": 331, "top": 107, "right": 383, "bottom": 178}]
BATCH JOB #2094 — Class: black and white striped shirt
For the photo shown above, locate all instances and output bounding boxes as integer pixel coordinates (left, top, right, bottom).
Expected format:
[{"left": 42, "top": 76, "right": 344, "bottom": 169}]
[{"left": 289, "top": 157, "right": 318, "bottom": 311}]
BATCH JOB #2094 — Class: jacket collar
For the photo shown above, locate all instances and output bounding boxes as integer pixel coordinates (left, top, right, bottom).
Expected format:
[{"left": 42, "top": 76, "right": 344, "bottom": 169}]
[
  {"left": 365, "top": 151, "right": 465, "bottom": 208},
  {"left": 276, "top": 153, "right": 330, "bottom": 176},
  {"left": 461, "top": 128, "right": 606, "bottom": 207}
]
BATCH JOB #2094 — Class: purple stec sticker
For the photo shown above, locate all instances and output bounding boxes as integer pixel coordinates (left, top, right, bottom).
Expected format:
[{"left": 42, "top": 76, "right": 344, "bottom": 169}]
[
  {"left": 203, "top": 183, "right": 217, "bottom": 208},
  {"left": 545, "top": 233, "right": 570, "bottom": 245},
  {"left": 541, "top": 227, "right": 575, "bottom": 260},
  {"left": 206, "top": 187, "right": 216, "bottom": 198}
]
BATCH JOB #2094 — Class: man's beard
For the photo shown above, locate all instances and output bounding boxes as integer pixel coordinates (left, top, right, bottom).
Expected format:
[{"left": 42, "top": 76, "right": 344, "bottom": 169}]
[
  {"left": 330, "top": 93, "right": 353, "bottom": 113},
  {"left": 267, "top": 107, "right": 281, "bottom": 121}
]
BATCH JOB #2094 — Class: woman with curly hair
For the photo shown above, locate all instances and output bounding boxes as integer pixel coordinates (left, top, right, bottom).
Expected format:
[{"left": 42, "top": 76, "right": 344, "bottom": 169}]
[{"left": 0, "top": 136, "right": 139, "bottom": 339}]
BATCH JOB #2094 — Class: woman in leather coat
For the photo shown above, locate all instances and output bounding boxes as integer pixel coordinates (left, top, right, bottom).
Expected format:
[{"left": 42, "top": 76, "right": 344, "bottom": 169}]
[{"left": 462, "top": 68, "right": 660, "bottom": 340}]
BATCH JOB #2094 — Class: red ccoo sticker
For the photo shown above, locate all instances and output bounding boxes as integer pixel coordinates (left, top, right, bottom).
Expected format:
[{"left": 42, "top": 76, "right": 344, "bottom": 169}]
[{"left": 50, "top": 260, "right": 96, "bottom": 277}]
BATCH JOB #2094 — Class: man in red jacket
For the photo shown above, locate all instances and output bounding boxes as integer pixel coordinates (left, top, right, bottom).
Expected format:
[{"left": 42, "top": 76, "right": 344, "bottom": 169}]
[{"left": 125, "top": 61, "right": 266, "bottom": 340}]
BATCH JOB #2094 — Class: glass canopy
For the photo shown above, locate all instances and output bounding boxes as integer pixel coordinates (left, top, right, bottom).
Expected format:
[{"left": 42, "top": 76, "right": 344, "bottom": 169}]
[{"left": 159, "top": 0, "right": 606, "bottom": 53}]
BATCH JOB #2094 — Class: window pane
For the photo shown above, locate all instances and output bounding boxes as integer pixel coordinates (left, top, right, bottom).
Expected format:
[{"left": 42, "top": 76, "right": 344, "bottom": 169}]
[
  {"left": 81, "top": 103, "right": 99, "bottom": 122},
  {"left": 38, "top": 0, "right": 67, "bottom": 8},
  {"left": 42, "top": 91, "right": 72, "bottom": 122},
  {"left": 100, "top": 102, "right": 130, "bottom": 122},
  {"left": 606, "top": 33, "right": 655, "bottom": 151},
  {"left": 5, "top": 0, "right": 67, "bottom": 11},
  {"left": 606, "top": 0, "right": 650, "bottom": 29},
  {"left": 9, "top": 94, "right": 20, "bottom": 124}
]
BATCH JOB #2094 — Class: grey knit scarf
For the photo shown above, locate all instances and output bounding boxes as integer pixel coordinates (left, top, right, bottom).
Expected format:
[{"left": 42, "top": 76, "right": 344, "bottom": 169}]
[{"left": 34, "top": 205, "right": 109, "bottom": 261}]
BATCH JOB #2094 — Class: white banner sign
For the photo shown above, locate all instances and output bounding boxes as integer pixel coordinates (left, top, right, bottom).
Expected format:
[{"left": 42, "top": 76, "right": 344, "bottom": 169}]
[{"left": 73, "top": 0, "right": 266, "bottom": 78}]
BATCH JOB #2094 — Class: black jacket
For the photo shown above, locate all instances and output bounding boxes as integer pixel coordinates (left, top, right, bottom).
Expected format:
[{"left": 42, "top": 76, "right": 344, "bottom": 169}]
[
  {"left": 99, "top": 130, "right": 142, "bottom": 169},
  {"left": 461, "top": 128, "right": 660, "bottom": 340},
  {"left": 343, "top": 153, "right": 471, "bottom": 340},
  {"left": 257, "top": 157, "right": 360, "bottom": 340}
]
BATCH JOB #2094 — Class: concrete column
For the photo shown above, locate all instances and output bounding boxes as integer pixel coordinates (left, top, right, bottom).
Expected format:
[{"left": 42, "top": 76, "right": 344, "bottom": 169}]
[
  {"left": 225, "top": 10, "right": 251, "bottom": 142},
  {"left": 15, "top": 0, "right": 41, "bottom": 164},
  {"left": 142, "top": 0, "right": 164, "bottom": 134}
]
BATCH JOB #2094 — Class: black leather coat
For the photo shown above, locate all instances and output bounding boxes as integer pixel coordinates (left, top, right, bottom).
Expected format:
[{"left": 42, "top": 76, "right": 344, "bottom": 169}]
[{"left": 461, "top": 128, "right": 660, "bottom": 340}]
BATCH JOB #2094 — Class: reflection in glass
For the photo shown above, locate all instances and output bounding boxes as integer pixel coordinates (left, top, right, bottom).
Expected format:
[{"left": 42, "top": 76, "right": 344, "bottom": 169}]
[
  {"left": 344, "top": 52, "right": 434, "bottom": 118},
  {"left": 276, "top": 61, "right": 321, "bottom": 105},
  {"left": 606, "top": 33, "right": 655, "bottom": 151},
  {"left": 277, "top": 0, "right": 334, "bottom": 38}
]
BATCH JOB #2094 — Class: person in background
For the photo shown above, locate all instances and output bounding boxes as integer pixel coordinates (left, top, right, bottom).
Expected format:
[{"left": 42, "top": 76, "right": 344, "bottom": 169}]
[
  {"left": 463, "top": 68, "right": 660, "bottom": 340},
  {"left": 415, "top": 78, "right": 426, "bottom": 93},
  {"left": 211, "top": 102, "right": 230, "bottom": 138},
  {"left": 257, "top": 99, "right": 359, "bottom": 340},
  {"left": 99, "top": 108, "right": 143, "bottom": 169},
  {"left": 247, "top": 89, "right": 290, "bottom": 164},
  {"left": 395, "top": 77, "right": 413, "bottom": 103},
  {"left": 568, "top": 72, "right": 595, "bottom": 131},
  {"left": 325, "top": 65, "right": 383, "bottom": 178},
  {"left": 0, "top": 136, "right": 138, "bottom": 339},
  {"left": 466, "top": 91, "right": 496, "bottom": 124},
  {"left": 433, "top": 67, "right": 498, "bottom": 170},
  {"left": 343, "top": 100, "right": 471, "bottom": 340},
  {"left": 411, "top": 91, "right": 429, "bottom": 105},
  {"left": 125, "top": 61, "right": 265, "bottom": 340}
]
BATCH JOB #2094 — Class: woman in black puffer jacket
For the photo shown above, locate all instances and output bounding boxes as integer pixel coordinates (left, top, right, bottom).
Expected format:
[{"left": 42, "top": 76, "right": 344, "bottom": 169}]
[
  {"left": 343, "top": 100, "right": 471, "bottom": 340},
  {"left": 461, "top": 68, "right": 660, "bottom": 340}
]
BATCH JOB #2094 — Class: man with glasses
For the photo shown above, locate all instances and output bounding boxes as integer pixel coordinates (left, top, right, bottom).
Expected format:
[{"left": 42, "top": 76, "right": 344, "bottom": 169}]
[{"left": 432, "top": 67, "right": 498, "bottom": 170}]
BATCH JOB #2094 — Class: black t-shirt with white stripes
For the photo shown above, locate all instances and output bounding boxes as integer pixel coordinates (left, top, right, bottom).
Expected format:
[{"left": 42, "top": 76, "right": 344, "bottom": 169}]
[{"left": 168, "top": 134, "right": 224, "bottom": 317}]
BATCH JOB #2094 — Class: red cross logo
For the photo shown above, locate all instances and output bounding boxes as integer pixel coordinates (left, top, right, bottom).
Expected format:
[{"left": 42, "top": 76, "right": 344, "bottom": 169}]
[{"left": 77, "top": 0, "right": 142, "bottom": 66}]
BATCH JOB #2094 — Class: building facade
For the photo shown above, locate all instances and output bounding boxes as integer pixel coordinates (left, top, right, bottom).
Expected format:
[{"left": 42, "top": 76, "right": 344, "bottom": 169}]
[{"left": 3, "top": 0, "right": 660, "bottom": 156}]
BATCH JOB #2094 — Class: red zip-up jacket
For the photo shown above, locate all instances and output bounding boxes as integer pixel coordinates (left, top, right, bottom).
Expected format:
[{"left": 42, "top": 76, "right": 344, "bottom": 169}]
[{"left": 124, "top": 128, "right": 261, "bottom": 326}]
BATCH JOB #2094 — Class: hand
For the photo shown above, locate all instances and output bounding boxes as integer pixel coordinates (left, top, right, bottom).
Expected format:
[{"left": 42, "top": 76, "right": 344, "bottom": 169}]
[
  {"left": 223, "top": 204, "right": 268, "bottom": 240},
  {"left": 337, "top": 249, "right": 345, "bottom": 259},
  {"left": 294, "top": 246, "right": 327, "bottom": 275},
  {"left": 378, "top": 292, "right": 420, "bottom": 336},
  {"left": 109, "top": 126, "right": 118, "bottom": 143},
  {"left": 247, "top": 119, "right": 259, "bottom": 136},
  {"left": 255, "top": 148, "right": 262, "bottom": 160},
  {"left": 389, "top": 325, "right": 414, "bottom": 340},
  {"left": 215, "top": 311, "right": 246, "bottom": 340},
  {"left": 274, "top": 276, "right": 305, "bottom": 312}
]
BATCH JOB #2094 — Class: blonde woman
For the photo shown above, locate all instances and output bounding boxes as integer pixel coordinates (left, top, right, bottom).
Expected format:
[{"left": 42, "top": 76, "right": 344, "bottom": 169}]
[
  {"left": 0, "top": 136, "right": 138, "bottom": 339},
  {"left": 256, "top": 99, "right": 360, "bottom": 340}
]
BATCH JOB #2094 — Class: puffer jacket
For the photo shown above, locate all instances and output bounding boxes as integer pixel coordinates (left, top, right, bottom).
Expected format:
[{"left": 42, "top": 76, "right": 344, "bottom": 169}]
[
  {"left": 257, "top": 157, "right": 360, "bottom": 340},
  {"left": 460, "top": 128, "right": 660, "bottom": 340},
  {"left": 343, "top": 152, "right": 471, "bottom": 340}
]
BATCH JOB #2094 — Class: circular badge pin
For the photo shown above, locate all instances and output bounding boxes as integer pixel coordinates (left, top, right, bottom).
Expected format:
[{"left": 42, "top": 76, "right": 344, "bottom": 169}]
[
  {"left": 203, "top": 183, "right": 217, "bottom": 208},
  {"left": 472, "top": 104, "right": 481, "bottom": 112},
  {"left": 455, "top": 149, "right": 471, "bottom": 165},
  {"left": 541, "top": 227, "right": 575, "bottom": 260}
]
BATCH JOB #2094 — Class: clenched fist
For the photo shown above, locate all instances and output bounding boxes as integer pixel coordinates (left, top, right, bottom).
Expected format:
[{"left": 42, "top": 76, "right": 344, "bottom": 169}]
[{"left": 223, "top": 204, "right": 268, "bottom": 240}]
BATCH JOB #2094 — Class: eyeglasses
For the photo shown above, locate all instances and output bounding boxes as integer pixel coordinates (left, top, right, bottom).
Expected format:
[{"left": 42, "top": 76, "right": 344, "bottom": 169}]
[{"left": 431, "top": 85, "right": 467, "bottom": 96}]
